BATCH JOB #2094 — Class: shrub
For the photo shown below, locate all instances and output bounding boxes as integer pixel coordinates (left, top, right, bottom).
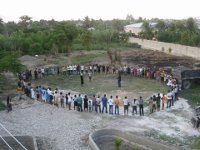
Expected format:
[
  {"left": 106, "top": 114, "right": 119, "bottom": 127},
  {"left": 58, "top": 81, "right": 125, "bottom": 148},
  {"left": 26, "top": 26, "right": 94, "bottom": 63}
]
[
  {"left": 168, "top": 48, "right": 172, "bottom": 53},
  {"left": 192, "top": 136, "right": 200, "bottom": 149},
  {"left": 114, "top": 138, "right": 122, "bottom": 150}
]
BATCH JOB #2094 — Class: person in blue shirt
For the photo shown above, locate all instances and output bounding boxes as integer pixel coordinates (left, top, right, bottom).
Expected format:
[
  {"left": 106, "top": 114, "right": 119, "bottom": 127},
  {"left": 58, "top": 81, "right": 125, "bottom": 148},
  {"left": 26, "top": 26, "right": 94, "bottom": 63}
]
[{"left": 101, "top": 94, "right": 108, "bottom": 113}]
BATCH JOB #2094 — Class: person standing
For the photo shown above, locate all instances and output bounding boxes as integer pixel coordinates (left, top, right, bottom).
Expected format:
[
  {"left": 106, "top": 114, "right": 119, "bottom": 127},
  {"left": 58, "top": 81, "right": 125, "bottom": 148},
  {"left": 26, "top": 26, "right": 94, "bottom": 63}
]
[
  {"left": 114, "top": 96, "right": 120, "bottom": 115},
  {"left": 73, "top": 95, "right": 77, "bottom": 110},
  {"left": 88, "top": 71, "right": 92, "bottom": 82},
  {"left": 123, "top": 96, "right": 129, "bottom": 115},
  {"left": 95, "top": 96, "right": 101, "bottom": 113},
  {"left": 88, "top": 100, "right": 92, "bottom": 112},
  {"left": 60, "top": 92, "right": 64, "bottom": 108},
  {"left": 84, "top": 95, "right": 88, "bottom": 111},
  {"left": 139, "top": 96, "right": 144, "bottom": 116},
  {"left": 167, "top": 90, "right": 172, "bottom": 108},
  {"left": 101, "top": 94, "right": 108, "bottom": 113},
  {"left": 17, "top": 85, "right": 23, "bottom": 100},
  {"left": 132, "top": 99, "right": 138, "bottom": 115},
  {"left": 68, "top": 92, "right": 72, "bottom": 110},
  {"left": 161, "top": 94, "right": 166, "bottom": 110},
  {"left": 171, "top": 89, "right": 175, "bottom": 106},
  {"left": 77, "top": 94, "right": 83, "bottom": 112},
  {"left": 7, "top": 96, "right": 12, "bottom": 112},
  {"left": 108, "top": 96, "right": 114, "bottom": 115},
  {"left": 118, "top": 73, "right": 121, "bottom": 88},
  {"left": 156, "top": 93, "right": 161, "bottom": 111},
  {"left": 148, "top": 97, "right": 153, "bottom": 114},
  {"left": 152, "top": 95, "right": 157, "bottom": 112},
  {"left": 54, "top": 91, "right": 59, "bottom": 107},
  {"left": 65, "top": 93, "right": 68, "bottom": 108},
  {"left": 80, "top": 73, "right": 84, "bottom": 87},
  {"left": 92, "top": 95, "right": 96, "bottom": 111}
]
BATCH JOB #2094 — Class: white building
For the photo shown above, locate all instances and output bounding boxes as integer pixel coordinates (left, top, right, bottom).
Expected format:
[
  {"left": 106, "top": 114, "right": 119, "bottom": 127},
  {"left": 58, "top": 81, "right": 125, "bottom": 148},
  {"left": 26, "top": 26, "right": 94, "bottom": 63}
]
[{"left": 124, "top": 22, "right": 157, "bottom": 35}]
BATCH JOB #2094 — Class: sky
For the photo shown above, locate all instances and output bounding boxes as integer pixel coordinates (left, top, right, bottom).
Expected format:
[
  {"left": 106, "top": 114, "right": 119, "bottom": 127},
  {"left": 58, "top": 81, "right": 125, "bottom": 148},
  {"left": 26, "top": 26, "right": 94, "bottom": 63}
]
[{"left": 0, "top": 0, "right": 199, "bottom": 22}]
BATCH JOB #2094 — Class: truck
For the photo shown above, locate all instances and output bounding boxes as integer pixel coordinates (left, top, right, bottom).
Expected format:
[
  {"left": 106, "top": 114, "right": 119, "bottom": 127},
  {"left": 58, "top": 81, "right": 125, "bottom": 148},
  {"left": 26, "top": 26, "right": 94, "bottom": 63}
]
[{"left": 171, "top": 66, "right": 200, "bottom": 89}]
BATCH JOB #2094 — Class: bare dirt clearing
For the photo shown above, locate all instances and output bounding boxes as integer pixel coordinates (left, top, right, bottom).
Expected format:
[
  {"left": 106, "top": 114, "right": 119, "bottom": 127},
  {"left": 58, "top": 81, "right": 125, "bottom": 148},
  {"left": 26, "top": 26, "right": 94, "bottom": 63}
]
[
  {"left": 119, "top": 49, "right": 199, "bottom": 67},
  {"left": 18, "top": 49, "right": 199, "bottom": 69}
]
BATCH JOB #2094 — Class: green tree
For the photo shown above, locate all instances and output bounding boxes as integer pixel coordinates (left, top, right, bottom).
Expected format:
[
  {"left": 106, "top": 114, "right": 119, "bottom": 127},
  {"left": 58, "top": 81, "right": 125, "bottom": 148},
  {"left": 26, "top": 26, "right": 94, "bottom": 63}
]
[
  {"left": 0, "top": 18, "right": 5, "bottom": 35},
  {"left": 18, "top": 15, "right": 32, "bottom": 29},
  {"left": 81, "top": 30, "right": 92, "bottom": 50},
  {"left": 155, "top": 20, "right": 166, "bottom": 31},
  {"left": 5, "top": 21, "right": 19, "bottom": 36},
  {"left": 53, "top": 22, "right": 78, "bottom": 52},
  {"left": 0, "top": 52, "right": 24, "bottom": 73},
  {"left": 180, "top": 31, "right": 191, "bottom": 45},
  {"left": 185, "top": 17, "right": 197, "bottom": 32},
  {"left": 82, "top": 16, "right": 94, "bottom": 29},
  {"left": 140, "top": 21, "right": 153, "bottom": 40}
]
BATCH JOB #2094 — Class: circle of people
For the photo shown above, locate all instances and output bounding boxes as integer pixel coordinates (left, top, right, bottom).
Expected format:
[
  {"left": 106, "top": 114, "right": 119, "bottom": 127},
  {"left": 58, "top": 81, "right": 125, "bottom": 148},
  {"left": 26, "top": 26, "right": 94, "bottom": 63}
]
[{"left": 16, "top": 64, "right": 179, "bottom": 116}]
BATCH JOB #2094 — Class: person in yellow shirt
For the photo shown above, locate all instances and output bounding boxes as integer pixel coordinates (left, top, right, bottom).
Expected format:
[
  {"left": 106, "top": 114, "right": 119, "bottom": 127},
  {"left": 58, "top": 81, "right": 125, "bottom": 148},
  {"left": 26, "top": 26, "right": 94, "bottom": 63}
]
[
  {"left": 17, "top": 86, "right": 22, "bottom": 100},
  {"left": 114, "top": 96, "right": 120, "bottom": 115}
]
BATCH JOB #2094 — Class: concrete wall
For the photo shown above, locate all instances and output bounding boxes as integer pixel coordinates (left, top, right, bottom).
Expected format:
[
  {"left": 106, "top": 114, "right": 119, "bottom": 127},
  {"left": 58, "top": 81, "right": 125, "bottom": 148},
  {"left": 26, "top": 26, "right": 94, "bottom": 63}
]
[
  {"left": 129, "top": 37, "right": 200, "bottom": 60},
  {"left": 89, "top": 129, "right": 180, "bottom": 150}
]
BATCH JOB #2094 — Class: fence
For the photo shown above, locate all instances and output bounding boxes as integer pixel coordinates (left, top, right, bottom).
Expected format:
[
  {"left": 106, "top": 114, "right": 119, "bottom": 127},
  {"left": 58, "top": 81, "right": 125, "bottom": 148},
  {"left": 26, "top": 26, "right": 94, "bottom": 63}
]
[{"left": 0, "top": 122, "right": 28, "bottom": 150}]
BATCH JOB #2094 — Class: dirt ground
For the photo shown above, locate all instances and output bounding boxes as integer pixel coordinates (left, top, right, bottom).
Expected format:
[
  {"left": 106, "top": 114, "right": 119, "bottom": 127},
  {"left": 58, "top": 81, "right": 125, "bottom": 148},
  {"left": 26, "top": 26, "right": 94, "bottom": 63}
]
[
  {"left": 18, "top": 49, "right": 199, "bottom": 69},
  {"left": 119, "top": 49, "right": 199, "bottom": 68}
]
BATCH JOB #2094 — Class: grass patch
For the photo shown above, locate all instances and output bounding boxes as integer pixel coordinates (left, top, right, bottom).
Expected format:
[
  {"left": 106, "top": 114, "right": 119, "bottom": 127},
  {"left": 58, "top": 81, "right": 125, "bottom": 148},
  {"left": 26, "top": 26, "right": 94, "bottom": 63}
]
[
  {"left": 0, "top": 101, "right": 6, "bottom": 111},
  {"left": 192, "top": 136, "right": 200, "bottom": 150},
  {"left": 71, "top": 53, "right": 105, "bottom": 64},
  {"left": 32, "top": 74, "right": 169, "bottom": 98},
  {"left": 179, "top": 83, "right": 200, "bottom": 108}
]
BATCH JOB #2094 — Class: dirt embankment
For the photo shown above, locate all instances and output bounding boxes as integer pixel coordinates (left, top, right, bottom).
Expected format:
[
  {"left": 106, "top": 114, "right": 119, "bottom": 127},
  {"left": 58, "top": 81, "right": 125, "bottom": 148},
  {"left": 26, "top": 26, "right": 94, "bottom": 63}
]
[{"left": 120, "top": 49, "right": 199, "bottom": 68}]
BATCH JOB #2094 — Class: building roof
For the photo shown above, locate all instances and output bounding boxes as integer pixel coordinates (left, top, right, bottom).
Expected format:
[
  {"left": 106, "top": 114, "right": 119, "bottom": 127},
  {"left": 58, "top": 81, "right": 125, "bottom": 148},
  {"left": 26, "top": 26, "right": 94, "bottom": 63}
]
[{"left": 125, "top": 22, "right": 157, "bottom": 28}]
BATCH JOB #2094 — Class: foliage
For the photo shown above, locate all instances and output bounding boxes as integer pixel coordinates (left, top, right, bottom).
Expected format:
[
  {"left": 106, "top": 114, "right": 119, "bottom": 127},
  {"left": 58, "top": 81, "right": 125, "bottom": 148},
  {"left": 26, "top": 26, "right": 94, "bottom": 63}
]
[
  {"left": 0, "top": 101, "right": 6, "bottom": 111},
  {"left": 192, "top": 136, "right": 200, "bottom": 150},
  {"left": 0, "top": 16, "right": 134, "bottom": 55},
  {"left": 0, "top": 51, "right": 25, "bottom": 73},
  {"left": 139, "top": 21, "right": 154, "bottom": 40},
  {"left": 114, "top": 138, "right": 122, "bottom": 150},
  {"left": 70, "top": 53, "right": 102, "bottom": 65},
  {"left": 138, "top": 18, "right": 200, "bottom": 47},
  {"left": 33, "top": 74, "right": 169, "bottom": 99},
  {"left": 80, "top": 30, "right": 92, "bottom": 50},
  {"left": 179, "top": 82, "right": 200, "bottom": 107},
  {"left": 131, "top": 145, "right": 139, "bottom": 150}
]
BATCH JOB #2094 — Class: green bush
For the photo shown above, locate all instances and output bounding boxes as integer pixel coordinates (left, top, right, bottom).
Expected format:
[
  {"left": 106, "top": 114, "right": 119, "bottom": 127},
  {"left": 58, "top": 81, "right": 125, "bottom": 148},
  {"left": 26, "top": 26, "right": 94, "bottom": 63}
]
[
  {"left": 192, "top": 136, "right": 200, "bottom": 149},
  {"left": 0, "top": 101, "right": 6, "bottom": 111},
  {"left": 114, "top": 138, "right": 122, "bottom": 150}
]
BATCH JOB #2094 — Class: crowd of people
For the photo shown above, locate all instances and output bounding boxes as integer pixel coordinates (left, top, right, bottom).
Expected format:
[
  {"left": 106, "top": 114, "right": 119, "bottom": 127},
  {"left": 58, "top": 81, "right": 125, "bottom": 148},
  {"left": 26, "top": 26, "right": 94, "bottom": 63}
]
[
  {"left": 18, "top": 64, "right": 177, "bottom": 82},
  {"left": 15, "top": 62, "right": 179, "bottom": 116}
]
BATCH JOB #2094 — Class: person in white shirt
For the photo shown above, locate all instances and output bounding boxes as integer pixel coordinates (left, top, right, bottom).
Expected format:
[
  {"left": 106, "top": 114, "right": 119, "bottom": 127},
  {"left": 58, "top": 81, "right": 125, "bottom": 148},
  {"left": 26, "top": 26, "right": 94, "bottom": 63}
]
[
  {"left": 88, "top": 71, "right": 92, "bottom": 82},
  {"left": 131, "top": 99, "right": 138, "bottom": 115},
  {"left": 123, "top": 96, "right": 129, "bottom": 115},
  {"left": 167, "top": 90, "right": 172, "bottom": 108},
  {"left": 108, "top": 96, "right": 114, "bottom": 115},
  {"left": 95, "top": 96, "right": 101, "bottom": 113},
  {"left": 47, "top": 88, "right": 53, "bottom": 104}
]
